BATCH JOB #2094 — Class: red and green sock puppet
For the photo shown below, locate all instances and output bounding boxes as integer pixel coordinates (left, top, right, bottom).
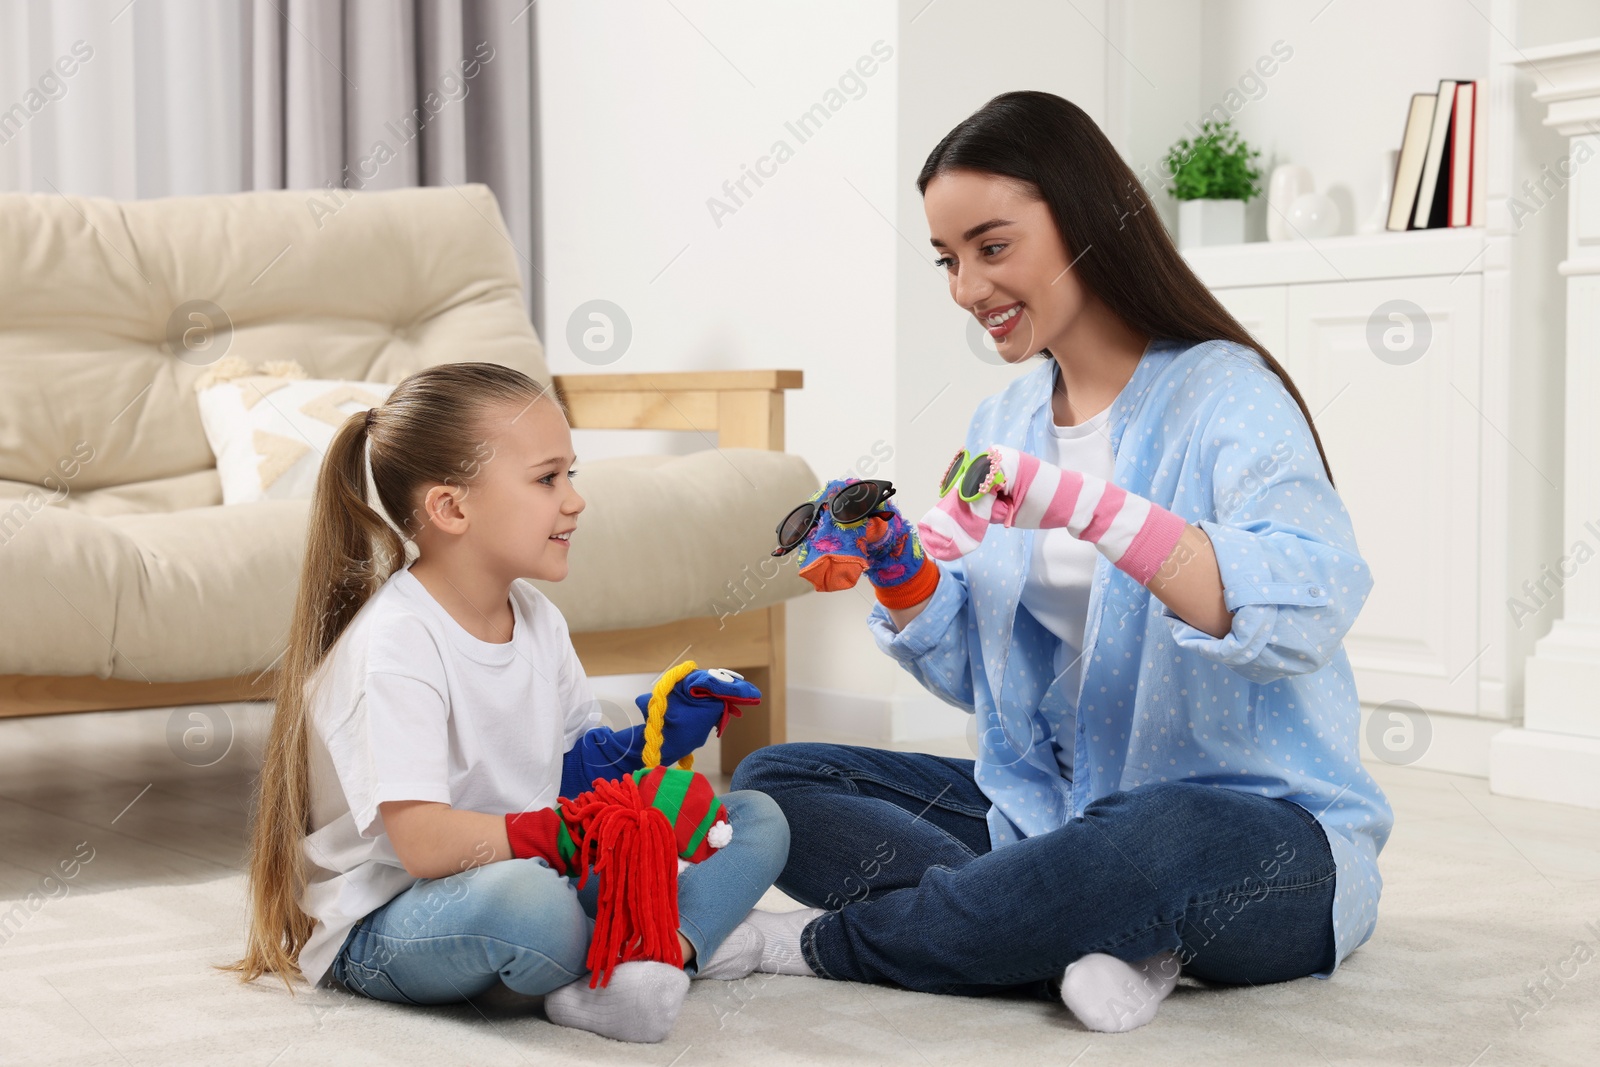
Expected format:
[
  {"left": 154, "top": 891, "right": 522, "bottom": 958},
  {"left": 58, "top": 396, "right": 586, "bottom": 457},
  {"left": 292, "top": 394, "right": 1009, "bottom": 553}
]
[{"left": 504, "top": 766, "right": 732, "bottom": 988}]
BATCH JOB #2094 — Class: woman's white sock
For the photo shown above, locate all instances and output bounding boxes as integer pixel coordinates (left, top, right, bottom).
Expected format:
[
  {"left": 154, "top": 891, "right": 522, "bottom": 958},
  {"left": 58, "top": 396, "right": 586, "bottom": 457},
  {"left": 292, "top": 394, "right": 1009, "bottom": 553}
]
[
  {"left": 693, "top": 920, "right": 765, "bottom": 980},
  {"left": 1060, "top": 951, "right": 1180, "bottom": 1033},
  {"left": 543, "top": 961, "right": 690, "bottom": 1043},
  {"left": 743, "top": 906, "right": 826, "bottom": 976}
]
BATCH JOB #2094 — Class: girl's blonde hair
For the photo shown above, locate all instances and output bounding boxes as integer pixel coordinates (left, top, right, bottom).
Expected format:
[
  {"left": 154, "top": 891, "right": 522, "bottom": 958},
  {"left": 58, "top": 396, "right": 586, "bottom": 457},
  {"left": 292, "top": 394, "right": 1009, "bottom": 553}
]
[{"left": 216, "top": 361, "right": 560, "bottom": 993}]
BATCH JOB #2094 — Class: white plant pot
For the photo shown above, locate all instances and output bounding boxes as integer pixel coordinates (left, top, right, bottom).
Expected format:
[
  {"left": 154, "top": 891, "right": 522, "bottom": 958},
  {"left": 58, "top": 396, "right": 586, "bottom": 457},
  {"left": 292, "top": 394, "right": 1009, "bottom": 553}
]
[{"left": 1177, "top": 198, "right": 1246, "bottom": 250}]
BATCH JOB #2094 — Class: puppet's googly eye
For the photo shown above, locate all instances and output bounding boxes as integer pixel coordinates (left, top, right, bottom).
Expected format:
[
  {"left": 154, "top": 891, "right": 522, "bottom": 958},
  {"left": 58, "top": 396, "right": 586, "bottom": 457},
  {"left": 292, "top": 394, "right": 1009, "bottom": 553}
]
[{"left": 707, "top": 668, "right": 742, "bottom": 683}]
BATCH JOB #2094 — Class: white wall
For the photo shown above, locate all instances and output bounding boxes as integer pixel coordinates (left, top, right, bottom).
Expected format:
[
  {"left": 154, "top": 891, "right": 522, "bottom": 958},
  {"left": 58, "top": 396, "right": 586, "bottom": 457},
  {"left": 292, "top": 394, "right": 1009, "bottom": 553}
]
[
  {"left": 538, "top": 0, "right": 1117, "bottom": 747},
  {"left": 882, "top": 0, "right": 1112, "bottom": 739},
  {"left": 534, "top": 0, "right": 907, "bottom": 746}
]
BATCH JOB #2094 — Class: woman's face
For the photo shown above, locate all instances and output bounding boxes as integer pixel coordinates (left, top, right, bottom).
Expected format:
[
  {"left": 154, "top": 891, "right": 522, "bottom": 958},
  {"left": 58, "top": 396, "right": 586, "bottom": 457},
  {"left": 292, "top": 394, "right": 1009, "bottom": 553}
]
[{"left": 923, "top": 168, "right": 1090, "bottom": 363}]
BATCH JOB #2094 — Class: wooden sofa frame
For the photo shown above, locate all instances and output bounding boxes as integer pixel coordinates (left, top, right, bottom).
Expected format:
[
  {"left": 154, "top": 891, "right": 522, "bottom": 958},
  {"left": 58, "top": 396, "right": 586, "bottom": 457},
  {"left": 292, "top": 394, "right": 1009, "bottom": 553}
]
[{"left": 0, "top": 369, "right": 804, "bottom": 773}]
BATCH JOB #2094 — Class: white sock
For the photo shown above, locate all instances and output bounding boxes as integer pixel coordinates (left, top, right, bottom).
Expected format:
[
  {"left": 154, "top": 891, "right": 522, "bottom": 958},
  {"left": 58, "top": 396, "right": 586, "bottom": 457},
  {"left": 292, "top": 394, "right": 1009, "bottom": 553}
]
[
  {"left": 692, "top": 921, "right": 765, "bottom": 980},
  {"left": 543, "top": 961, "right": 690, "bottom": 1043},
  {"left": 743, "top": 907, "right": 826, "bottom": 976},
  {"left": 1060, "top": 951, "right": 1180, "bottom": 1033}
]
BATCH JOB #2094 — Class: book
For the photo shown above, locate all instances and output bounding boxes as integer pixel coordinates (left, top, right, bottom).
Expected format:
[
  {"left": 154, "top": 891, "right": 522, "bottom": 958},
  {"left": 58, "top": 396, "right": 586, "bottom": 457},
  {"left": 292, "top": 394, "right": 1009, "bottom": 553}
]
[
  {"left": 1388, "top": 93, "right": 1437, "bottom": 231},
  {"left": 1470, "top": 77, "right": 1488, "bottom": 225},
  {"left": 1450, "top": 81, "right": 1475, "bottom": 226},
  {"left": 1413, "top": 78, "right": 1459, "bottom": 229}
]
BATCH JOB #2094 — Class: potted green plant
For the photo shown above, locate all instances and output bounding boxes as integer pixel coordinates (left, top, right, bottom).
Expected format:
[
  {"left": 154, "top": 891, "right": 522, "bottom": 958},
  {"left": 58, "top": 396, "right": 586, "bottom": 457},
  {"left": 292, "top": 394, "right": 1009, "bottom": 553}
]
[{"left": 1162, "top": 118, "right": 1262, "bottom": 249}]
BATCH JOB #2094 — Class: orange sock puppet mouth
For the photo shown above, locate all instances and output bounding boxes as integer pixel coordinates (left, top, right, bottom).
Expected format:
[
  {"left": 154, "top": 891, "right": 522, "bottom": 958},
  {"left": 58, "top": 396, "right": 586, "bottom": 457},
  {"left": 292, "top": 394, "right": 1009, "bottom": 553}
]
[{"left": 797, "top": 553, "right": 870, "bottom": 592}]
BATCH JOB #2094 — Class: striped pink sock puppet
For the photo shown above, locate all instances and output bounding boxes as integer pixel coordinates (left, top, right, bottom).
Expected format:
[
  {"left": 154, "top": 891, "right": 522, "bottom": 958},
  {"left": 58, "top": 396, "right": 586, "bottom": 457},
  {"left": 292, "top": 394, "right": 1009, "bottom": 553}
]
[{"left": 917, "top": 444, "right": 1188, "bottom": 585}]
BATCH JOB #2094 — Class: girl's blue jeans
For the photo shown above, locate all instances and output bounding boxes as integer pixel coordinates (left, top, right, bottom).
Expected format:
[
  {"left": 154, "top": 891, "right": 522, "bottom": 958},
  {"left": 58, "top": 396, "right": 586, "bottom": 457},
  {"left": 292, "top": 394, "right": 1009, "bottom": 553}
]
[
  {"left": 728, "top": 742, "right": 1338, "bottom": 997},
  {"left": 328, "top": 790, "right": 788, "bottom": 1004}
]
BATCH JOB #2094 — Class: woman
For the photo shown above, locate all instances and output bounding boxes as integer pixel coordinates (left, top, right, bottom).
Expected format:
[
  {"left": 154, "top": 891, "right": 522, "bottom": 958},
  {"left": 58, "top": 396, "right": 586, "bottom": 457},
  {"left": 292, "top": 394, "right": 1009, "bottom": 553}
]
[{"left": 729, "top": 90, "right": 1393, "bottom": 1033}]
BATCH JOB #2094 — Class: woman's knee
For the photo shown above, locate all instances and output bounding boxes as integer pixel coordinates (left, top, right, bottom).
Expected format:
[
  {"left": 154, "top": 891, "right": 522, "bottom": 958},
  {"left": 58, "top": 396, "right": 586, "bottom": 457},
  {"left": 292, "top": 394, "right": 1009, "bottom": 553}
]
[{"left": 729, "top": 741, "right": 851, "bottom": 796}]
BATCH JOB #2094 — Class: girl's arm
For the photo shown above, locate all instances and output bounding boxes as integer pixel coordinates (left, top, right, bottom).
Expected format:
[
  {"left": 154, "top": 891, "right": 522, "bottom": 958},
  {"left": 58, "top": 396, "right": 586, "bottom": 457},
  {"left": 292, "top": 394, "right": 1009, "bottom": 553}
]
[
  {"left": 1143, "top": 523, "right": 1232, "bottom": 639},
  {"left": 379, "top": 800, "right": 511, "bottom": 879}
]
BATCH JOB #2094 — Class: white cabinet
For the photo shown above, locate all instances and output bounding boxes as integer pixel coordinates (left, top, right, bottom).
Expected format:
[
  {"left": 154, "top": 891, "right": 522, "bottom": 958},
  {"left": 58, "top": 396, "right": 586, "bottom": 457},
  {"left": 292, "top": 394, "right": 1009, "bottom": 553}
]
[
  {"left": 1193, "top": 231, "right": 1547, "bottom": 732},
  {"left": 1285, "top": 276, "right": 1483, "bottom": 715},
  {"left": 1210, "top": 285, "right": 1286, "bottom": 360}
]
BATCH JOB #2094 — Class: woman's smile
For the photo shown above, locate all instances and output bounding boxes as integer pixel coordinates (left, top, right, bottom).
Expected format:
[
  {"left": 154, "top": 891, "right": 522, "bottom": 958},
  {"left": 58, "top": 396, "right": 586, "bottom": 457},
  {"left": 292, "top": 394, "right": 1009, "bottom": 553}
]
[{"left": 981, "top": 300, "right": 1026, "bottom": 340}]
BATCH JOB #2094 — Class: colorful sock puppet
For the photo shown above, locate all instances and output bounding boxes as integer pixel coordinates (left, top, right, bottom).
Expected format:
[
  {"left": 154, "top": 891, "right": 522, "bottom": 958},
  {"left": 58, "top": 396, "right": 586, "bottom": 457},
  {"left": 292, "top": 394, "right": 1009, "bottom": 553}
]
[
  {"left": 505, "top": 765, "right": 733, "bottom": 989},
  {"left": 917, "top": 443, "right": 1187, "bottom": 585},
  {"left": 791, "top": 477, "right": 939, "bottom": 608},
  {"left": 559, "top": 662, "right": 762, "bottom": 793},
  {"left": 636, "top": 660, "right": 764, "bottom": 771}
]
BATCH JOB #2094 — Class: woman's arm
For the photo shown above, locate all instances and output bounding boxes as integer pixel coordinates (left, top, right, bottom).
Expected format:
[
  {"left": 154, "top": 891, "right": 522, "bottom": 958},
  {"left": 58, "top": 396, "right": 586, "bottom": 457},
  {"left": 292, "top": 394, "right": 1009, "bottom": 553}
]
[
  {"left": 378, "top": 800, "right": 510, "bottom": 879},
  {"left": 886, "top": 580, "right": 936, "bottom": 631},
  {"left": 1144, "top": 523, "right": 1233, "bottom": 639}
]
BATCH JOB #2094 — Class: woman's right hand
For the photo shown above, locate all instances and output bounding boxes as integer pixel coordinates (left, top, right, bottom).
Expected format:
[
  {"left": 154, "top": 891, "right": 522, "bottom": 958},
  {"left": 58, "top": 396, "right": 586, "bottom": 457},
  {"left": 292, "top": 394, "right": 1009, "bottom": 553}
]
[{"left": 794, "top": 478, "right": 939, "bottom": 609}]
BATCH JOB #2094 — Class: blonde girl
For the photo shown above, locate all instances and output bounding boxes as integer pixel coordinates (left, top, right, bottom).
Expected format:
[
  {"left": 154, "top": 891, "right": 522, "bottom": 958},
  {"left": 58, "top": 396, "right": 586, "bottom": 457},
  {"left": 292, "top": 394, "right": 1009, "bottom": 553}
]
[{"left": 220, "top": 362, "right": 790, "bottom": 1044}]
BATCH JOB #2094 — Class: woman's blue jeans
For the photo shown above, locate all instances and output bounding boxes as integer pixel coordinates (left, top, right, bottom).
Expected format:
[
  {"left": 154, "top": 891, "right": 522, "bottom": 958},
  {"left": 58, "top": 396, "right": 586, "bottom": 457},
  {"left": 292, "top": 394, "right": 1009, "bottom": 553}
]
[
  {"left": 329, "top": 790, "right": 789, "bottom": 1005},
  {"left": 728, "top": 743, "right": 1337, "bottom": 997}
]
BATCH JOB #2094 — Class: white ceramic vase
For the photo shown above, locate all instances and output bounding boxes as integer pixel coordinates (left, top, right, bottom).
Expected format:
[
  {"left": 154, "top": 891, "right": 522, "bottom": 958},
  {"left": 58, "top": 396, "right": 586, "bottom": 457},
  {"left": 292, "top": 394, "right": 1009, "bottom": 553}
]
[
  {"left": 1287, "top": 192, "right": 1341, "bottom": 239},
  {"left": 1177, "top": 198, "right": 1245, "bottom": 250},
  {"left": 1267, "top": 164, "right": 1315, "bottom": 242}
]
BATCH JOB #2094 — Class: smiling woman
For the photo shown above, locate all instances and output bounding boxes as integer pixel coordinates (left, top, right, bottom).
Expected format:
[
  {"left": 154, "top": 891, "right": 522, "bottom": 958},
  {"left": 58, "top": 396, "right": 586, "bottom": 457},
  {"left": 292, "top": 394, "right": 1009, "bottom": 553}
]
[{"left": 731, "top": 90, "right": 1392, "bottom": 1035}]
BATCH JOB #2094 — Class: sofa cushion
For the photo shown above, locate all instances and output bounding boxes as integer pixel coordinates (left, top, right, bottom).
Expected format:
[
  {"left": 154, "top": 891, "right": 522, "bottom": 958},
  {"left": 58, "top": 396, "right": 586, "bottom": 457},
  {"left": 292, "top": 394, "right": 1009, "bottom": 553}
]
[
  {"left": 0, "top": 448, "right": 817, "bottom": 681},
  {"left": 0, "top": 184, "right": 545, "bottom": 495}
]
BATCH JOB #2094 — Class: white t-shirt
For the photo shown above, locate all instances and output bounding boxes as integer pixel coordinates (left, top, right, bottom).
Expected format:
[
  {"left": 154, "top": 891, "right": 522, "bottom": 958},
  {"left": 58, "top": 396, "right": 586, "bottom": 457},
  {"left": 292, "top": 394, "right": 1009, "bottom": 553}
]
[
  {"left": 295, "top": 562, "right": 597, "bottom": 988},
  {"left": 1016, "top": 403, "right": 1115, "bottom": 699}
]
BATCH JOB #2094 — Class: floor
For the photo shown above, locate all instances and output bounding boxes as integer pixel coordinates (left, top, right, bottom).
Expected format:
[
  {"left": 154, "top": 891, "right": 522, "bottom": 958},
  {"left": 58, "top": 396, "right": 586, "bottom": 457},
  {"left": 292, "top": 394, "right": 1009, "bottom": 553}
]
[{"left": 1, "top": 702, "right": 1597, "bottom": 1066}]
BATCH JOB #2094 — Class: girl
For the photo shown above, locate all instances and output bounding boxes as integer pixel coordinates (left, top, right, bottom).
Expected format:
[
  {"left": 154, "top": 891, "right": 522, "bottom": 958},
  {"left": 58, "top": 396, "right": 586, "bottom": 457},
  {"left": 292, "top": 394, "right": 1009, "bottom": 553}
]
[
  {"left": 220, "top": 362, "right": 791, "bottom": 1044},
  {"left": 732, "top": 91, "right": 1393, "bottom": 1033}
]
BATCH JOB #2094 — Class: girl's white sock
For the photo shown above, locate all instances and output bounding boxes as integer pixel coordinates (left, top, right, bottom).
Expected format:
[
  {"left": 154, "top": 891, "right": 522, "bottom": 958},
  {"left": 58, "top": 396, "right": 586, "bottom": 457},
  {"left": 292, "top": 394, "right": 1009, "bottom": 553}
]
[
  {"left": 543, "top": 961, "right": 690, "bottom": 1043},
  {"left": 1060, "top": 950, "right": 1180, "bottom": 1033},
  {"left": 693, "top": 921, "right": 765, "bottom": 980},
  {"left": 744, "top": 906, "right": 826, "bottom": 976}
]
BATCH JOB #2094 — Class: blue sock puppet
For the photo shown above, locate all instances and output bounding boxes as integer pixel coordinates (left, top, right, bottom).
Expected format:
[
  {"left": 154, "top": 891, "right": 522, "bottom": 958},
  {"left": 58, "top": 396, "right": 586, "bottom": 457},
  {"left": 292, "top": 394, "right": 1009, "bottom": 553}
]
[{"left": 560, "top": 663, "right": 762, "bottom": 796}]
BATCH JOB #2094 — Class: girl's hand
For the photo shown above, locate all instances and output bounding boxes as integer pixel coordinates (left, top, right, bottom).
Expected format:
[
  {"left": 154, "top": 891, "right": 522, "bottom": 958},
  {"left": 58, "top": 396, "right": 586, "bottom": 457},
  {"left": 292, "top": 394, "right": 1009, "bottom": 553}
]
[{"left": 634, "top": 667, "right": 763, "bottom": 762}]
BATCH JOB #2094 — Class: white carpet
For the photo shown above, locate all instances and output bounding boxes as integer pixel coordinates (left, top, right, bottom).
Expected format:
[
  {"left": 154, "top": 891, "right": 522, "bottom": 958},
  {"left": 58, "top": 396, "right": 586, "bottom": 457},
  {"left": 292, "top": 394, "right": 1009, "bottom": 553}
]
[{"left": 4, "top": 771, "right": 1598, "bottom": 1067}]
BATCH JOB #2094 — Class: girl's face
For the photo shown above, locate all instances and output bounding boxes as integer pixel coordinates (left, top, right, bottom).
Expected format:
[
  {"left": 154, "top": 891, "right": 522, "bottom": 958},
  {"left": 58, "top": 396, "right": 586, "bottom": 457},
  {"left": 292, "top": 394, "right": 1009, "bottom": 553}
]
[
  {"left": 923, "top": 168, "right": 1091, "bottom": 363},
  {"left": 445, "top": 396, "right": 585, "bottom": 584}
]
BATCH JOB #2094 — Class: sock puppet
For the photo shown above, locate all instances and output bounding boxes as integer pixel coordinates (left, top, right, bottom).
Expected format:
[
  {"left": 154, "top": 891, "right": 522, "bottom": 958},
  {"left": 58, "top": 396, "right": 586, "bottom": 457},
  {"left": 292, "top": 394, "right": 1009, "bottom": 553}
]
[
  {"left": 790, "top": 477, "right": 939, "bottom": 607},
  {"left": 506, "top": 661, "right": 760, "bottom": 988},
  {"left": 560, "top": 662, "right": 762, "bottom": 795},
  {"left": 917, "top": 443, "right": 1187, "bottom": 585}
]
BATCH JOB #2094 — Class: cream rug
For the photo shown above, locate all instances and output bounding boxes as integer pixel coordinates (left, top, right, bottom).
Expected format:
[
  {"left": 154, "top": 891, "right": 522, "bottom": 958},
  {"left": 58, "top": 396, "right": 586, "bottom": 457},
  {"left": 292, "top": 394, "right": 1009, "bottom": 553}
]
[{"left": 4, "top": 784, "right": 1597, "bottom": 1067}]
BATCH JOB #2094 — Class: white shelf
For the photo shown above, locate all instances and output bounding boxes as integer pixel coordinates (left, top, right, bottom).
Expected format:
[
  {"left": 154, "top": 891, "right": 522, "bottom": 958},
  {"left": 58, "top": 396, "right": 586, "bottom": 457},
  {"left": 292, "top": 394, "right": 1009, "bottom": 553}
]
[{"left": 1182, "top": 227, "right": 1489, "bottom": 289}]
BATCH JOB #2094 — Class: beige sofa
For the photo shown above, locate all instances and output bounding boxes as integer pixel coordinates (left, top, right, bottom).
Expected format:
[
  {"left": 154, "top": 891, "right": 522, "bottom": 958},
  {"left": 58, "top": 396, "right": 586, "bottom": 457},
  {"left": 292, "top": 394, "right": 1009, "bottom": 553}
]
[{"left": 0, "top": 184, "right": 816, "bottom": 767}]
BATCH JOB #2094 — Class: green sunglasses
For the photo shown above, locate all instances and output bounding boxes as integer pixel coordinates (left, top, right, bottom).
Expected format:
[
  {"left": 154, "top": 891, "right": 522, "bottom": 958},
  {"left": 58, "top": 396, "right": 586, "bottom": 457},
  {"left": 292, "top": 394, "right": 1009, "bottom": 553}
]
[{"left": 938, "top": 449, "right": 1005, "bottom": 502}]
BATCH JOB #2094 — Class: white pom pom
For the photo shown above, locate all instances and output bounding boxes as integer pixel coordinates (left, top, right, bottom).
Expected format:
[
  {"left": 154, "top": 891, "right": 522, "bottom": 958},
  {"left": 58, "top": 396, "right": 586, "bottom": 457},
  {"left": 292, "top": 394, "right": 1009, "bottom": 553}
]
[{"left": 706, "top": 820, "right": 733, "bottom": 849}]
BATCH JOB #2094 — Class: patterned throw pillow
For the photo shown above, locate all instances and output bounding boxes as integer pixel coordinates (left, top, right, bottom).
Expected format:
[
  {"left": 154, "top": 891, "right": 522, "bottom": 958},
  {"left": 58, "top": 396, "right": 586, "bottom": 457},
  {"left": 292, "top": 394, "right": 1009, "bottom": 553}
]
[{"left": 193, "top": 357, "right": 395, "bottom": 504}]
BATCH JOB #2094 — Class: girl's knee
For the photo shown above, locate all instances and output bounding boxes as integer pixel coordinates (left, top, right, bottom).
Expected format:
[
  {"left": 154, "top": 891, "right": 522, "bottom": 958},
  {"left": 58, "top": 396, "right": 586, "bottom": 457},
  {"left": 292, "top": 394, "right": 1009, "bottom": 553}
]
[
  {"left": 453, "top": 860, "right": 590, "bottom": 969},
  {"left": 722, "top": 788, "right": 791, "bottom": 878}
]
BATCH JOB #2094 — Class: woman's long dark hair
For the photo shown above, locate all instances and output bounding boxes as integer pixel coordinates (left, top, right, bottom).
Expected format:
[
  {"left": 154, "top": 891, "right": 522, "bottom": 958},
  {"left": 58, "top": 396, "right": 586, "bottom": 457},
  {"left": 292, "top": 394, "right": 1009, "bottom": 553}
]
[{"left": 918, "top": 90, "right": 1336, "bottom": 489}]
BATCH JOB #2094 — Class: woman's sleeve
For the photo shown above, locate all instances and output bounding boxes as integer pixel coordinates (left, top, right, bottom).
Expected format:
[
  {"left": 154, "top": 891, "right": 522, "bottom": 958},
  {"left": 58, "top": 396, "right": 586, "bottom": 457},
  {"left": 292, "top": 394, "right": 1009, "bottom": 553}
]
[
  {"left": 1157, "top": 360, "right": 1376, "bottom": 685},
  {"left": 866, "top": 557, "right": 977, "bottom": 712}
]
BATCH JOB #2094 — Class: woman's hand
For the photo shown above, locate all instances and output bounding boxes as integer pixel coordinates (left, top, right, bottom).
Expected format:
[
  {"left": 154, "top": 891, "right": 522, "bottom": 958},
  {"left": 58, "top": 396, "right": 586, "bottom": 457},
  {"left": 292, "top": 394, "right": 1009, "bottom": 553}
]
[
  {"left": 919, "top": 444, "right": 1185, "bottom": 583},
  {"left": 794, "top": 477, "right": 939, "bottom": 609}
]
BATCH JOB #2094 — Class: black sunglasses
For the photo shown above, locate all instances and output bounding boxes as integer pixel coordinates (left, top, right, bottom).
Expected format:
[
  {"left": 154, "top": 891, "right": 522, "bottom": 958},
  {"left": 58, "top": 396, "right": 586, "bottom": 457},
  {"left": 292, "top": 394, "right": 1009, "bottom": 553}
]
[{"left": 772, "top": 479, "right": 896, "bottom": 557}]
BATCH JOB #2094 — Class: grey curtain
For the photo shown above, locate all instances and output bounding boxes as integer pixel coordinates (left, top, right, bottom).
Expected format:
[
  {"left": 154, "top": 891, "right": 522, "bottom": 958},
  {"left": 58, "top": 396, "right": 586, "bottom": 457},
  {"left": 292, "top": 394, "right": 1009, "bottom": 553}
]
[{"left": 242, "top": 0, "right": 541, "bottom": 327}]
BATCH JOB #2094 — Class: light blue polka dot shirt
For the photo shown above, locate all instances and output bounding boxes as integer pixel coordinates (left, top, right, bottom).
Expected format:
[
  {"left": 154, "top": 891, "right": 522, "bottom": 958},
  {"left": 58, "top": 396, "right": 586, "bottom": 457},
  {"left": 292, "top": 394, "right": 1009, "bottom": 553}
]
[{"left": 868, "top": 338, "right": 1394, "bottom": 977}]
